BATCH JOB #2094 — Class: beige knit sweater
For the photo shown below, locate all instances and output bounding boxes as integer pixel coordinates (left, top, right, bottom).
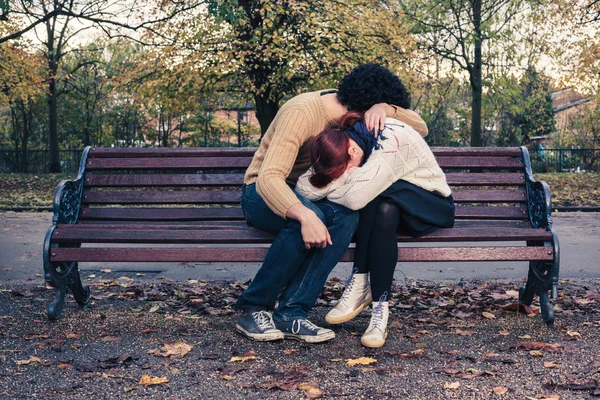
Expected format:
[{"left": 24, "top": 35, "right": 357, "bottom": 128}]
[
  {"left": 244, "top": 90, "right": 429, "bottom": 218},
  {"left": 295, "top": 118, "right": 451, "bottom": 210}
]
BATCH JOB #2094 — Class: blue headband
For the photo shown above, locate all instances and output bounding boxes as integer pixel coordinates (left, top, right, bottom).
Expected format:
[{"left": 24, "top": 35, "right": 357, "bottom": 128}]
[{"left": 345, "top": 121, "right": 386, "bottom": 166}]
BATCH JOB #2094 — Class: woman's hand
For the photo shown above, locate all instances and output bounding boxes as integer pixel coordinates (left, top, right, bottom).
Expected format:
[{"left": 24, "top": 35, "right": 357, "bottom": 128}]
[{"left": 364, "top": 103, "right": 394, "bottom": 134}]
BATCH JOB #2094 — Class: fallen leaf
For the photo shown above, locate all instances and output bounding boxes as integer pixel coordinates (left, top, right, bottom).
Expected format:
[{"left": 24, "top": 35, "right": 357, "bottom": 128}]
[
  {"left": 330, "top": 358, "right": 343, "bottom": 362},
  {"left": 518, "top": 335, "right": 532, "bottom": 339},
  {"left": 229, "top": 355, "right": 257, "bottom": 363},
  {"left": 346, "top": 357, "right": 377, "bottom": 366},
  {"left": 160, "top": 342, "right": 193, "bottom": 358},
  {"left": 493, "top": 386, "right": 508, "bottom": 395},
  {"left": 66, "top": 333, "right": 82, "bottom": 339},
  {"left": 566, "top": 330, "right": 580, "bottom": 337},
  {"left": 455, "top": 329, "right": 476, "bottom": 336},
  {"left": 482, "top": 312, "right": 496, "bottom": 319},
  {"left": 498, "top": 330, "right": 510, "bottom": 336},
  {"left": 100, "top": 336, "right": 121, "bottom": 343},
  {"left": 149, "top": 305, "right": 160, "bottom": 313},
  {"left": 123, "top": 387, "right": 135, "bottom": 393},
  {"left": 530, "top": 350, "right": 544, "bottom": 357},
  {"left": 537, "top": 394, "right": 560, "bottom": 399},
  {"left": 298, "top": 383, "right": 324, "bottom": 398},
  {"left": 483, "top": 353, "right": 500, "bottom": 358},
  {"left": 283, "top": 349, "right": 297, "bottom": 355},
  {"left": 543, "top": 361, "right": 558, "bottom": 368},
  {"left": 139, "top": 374, "right": 169, "bottom": 386},
  {"left": 57, "top": 363, "right": 72, "bottom": 370},
  {"left": 444, "top": 381, "right": 460, "bottom": 390},
  {"left": 220, "top": 375, "right": 236, "bottom": 381},
  {"left": 15, "top": 356, "right": 42, "bottom": 365}
]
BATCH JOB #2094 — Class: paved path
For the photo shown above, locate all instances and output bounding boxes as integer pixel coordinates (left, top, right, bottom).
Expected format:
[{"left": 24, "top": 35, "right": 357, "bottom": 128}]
[{"left": 1, "top": 212, "right": 598, "bottom": 283}]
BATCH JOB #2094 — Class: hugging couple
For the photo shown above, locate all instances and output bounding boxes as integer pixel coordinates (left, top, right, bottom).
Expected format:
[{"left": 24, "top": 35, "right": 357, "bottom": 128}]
[{"left": 234, "top": 64, "right": 455, "bottom": 348}]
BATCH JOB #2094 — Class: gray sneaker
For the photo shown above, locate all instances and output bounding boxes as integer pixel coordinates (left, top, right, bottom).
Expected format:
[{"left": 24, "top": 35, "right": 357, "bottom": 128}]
[
  {"left": 275, "top": 319, "right": 335, "bottom": 343},
  {"left": 236, "top": 310, "right": 284, "bottom": 341}
]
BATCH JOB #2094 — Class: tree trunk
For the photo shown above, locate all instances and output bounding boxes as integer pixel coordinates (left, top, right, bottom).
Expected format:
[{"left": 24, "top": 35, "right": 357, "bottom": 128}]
[
  {"left": 254, "top": 94, "right": 279, "bottom": 139},
  {"left": 48, "top": 57, "right": 61, "bottom": 172},
  {"left": 470, "top": 0, "right": 483, "bottom": 147}
]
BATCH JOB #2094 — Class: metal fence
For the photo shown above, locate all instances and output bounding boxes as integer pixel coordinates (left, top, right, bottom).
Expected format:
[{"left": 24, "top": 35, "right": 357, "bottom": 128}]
[
  {"left": 528, "top": 148, "right": 600, "bottom": 173},
  {"left": 1, "top": 147, "right": 599, "bottom": 174},
  {"left": 0, "top": 150, "right": 83, "bottom": 174}
]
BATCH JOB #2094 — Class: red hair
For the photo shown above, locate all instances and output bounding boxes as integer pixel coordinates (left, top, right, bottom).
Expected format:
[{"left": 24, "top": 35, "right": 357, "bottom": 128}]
[{"left": 309, "top": 111, "right": 364, "bottom": 188}]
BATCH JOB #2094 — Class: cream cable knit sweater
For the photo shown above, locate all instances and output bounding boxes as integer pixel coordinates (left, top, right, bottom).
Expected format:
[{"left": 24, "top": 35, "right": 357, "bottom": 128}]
[{"left": 295, "top": 118, "right": 451, "bottom": 210}]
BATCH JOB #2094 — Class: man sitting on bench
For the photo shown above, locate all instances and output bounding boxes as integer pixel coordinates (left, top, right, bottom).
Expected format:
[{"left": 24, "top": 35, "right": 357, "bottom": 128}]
[{"left": 234, "top": 63, "right": 428, "bottom": 343}]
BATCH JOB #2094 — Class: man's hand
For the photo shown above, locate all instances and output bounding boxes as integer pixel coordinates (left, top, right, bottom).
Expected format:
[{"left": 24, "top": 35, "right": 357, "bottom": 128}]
[
  {"left": 364, "top": 103, "right": 395, "bottom": 133},
  {"left": 286, "top": 202, "right": 332, "bottom": 249}
]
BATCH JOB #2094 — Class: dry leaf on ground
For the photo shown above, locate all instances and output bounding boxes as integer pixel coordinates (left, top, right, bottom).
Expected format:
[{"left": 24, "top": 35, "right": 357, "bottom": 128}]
[
  {"left": 482, "top": 312, "right": 496, "bottom": 319},
  {"left": 346, "top": 357, "right": 377, "bottom": 366},
  {"left": 14, "top": 356, "right": 42, "bottom": 365},
  {"left": 298, "top": 383, "right": 324, "bottom": 399},
  {"left": 455, "top": 329, "right": 476, "bottom": 336},
  {"left": 493, "top": 386, "right": 508, "bottom": 395},
  {"left": 444, "top": 381, "right": 460, "bottom": 390},
  {"left": 139, "top": 374, "right": 169, "bottom": 386}
]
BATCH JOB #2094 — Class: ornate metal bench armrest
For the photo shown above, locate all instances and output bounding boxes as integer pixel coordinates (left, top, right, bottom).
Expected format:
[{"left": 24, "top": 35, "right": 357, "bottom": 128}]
[
  {"left": 521, "top": 146, "right": 553, "bottom": 230},
  {"left": 51, "top": 147, "right": 91, "bottom": 225}
]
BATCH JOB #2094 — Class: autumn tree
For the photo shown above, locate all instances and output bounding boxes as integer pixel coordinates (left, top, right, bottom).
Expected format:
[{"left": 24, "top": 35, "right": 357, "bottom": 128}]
[
  {"left": 1, "top": 0, "right": 207, "bottom": 170},
  {"left": 149, "top": 0, "right": 414, "bottom": 136},
  {"left": 401, "top": 0, "right": 537, "bottom": 146}
]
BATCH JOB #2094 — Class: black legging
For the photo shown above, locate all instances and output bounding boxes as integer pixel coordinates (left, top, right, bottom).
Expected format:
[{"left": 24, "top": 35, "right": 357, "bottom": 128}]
[{"left": 353, "top": 197, "right": 401, "bottom": 300}]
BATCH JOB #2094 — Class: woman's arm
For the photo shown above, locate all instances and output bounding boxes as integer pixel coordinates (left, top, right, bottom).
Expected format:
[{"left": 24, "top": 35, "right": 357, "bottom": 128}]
[
  {"left": 295, "top": 168, "right": 349, "bottom": 201},
  {"left": 325, "top": 153, "right": 396, "bottom": 210}
]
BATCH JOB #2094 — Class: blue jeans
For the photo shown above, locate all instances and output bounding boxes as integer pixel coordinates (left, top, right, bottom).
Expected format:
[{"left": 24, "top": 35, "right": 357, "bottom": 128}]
[{"left": 235, "top": 183, "right": 359, "bottom": 321}]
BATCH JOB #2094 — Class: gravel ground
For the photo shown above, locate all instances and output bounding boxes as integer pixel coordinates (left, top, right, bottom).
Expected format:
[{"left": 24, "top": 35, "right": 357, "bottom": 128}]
[{"left": 1, "top": 278, "right": 599, "bottom": 400}]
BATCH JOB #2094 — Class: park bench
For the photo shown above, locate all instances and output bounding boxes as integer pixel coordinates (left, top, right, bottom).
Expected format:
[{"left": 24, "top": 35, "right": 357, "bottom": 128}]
[{"left": 43, "top": 146, "right": 560, "bottom": 327}]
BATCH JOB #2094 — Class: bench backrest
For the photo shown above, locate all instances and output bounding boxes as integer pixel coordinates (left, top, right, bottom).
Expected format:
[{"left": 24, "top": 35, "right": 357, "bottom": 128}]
[{"left": 77, "top": 147, "right": 531, "bottom": 224}]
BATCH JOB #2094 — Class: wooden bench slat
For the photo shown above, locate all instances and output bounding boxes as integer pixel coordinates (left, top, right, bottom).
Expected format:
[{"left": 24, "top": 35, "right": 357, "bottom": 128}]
[
  {"left": 85, "top": 157, "right": 254, "bottom": 170},
  {"left": 70, "top": 219, "right": 534, "bottom": 230},
  {"left": 53, "top": 225, "right": 551, "bottom": 244},
  {"left": 81, "top": 189, "right": 525, "bottom": 205},
  {"left": 78, "top": 205, "right": 529, "bottom": 221},
  {"left": 81, "top": 190, "right": 241, "bottom": 204},
  {"left": 452, "top": 189, "right": 527, "bottom": 202},
  {"left": 432, "top": 147, "right": 523, "bottom": 156},
  {"left": 436, "top": 156, "right": 523, "bottom": 169},
  {"left": 79, "top": 207, "right": 245, "bottom": 221},
  {"left": 87, "top": 147, "right": 523, "bottom": 158},
  {"left": 85, "top": 174, "right": 245, "bottom": 187},
  {"left": 85, "top": 155, "right": 523, "bottom": 170},
  {"left": 51, "top": 246, "right": 553, "bottom": 263},
  {"left": 89, "top": 148, "right": 258, "bottom": 158},
  {"left": 84, "top": 172, "right": 525, "bottom": 188},
  {"left": 445, "top": 172, "right": 524, "bottom": 186}
]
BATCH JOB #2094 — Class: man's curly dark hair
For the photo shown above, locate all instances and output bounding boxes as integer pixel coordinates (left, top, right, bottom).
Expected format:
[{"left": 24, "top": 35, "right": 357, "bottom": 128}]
[{"left": 336, "top": 63, "right": 411, "bottom": 111}]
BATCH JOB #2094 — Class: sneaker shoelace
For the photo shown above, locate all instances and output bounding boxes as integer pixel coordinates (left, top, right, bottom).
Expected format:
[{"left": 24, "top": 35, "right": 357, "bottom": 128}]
[
  {"left": 371, "top": 292, "right": 388, "bottom": 329},
  {"left": 253, "top": 311, "right": 275, "bottom": 331},
  {"left": 292, "top": 319, "right": 319, "bottom": 334},
  {"left": 340, "top": 267, "right": 359, "bottom": 303}
]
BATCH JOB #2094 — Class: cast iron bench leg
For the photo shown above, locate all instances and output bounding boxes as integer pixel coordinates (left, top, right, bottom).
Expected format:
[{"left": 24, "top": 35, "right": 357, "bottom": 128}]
[
  {"left": 44, "top": 226, "right": 90, "bottom": 320},
  {"left": 519, "top": 260, "right": 555, "bottom": 327}
]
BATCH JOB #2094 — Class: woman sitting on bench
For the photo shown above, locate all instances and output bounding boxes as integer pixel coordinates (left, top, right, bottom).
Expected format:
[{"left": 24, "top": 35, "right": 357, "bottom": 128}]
[{"left": 295, "top": 110, "right": 455, "bottom": 348}]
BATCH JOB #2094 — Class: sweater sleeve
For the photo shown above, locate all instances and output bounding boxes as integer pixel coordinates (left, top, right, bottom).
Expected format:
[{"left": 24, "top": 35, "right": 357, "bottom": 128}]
[
  {"left": 295, "top": 168, "right": 349, "bottom": 201},
  {"left": 390, "top": 106, "right": 428, "bottom": 138},
  {"left": 255, "top": 109, "right": 310, "bottom": 218},
  {"left": 325, "top": 154, "right": 396, "bottom": 210}
]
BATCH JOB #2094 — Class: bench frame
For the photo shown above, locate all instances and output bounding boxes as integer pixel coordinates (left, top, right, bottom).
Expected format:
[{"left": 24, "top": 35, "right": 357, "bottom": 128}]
[{"left": 43, "top": 146, "right": 560, "bottom": 325}]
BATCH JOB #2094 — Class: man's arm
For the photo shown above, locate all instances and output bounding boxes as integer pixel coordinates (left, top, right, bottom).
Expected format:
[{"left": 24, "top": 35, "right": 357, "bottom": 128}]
[{"left": 254, "top": 108, "right": 332, "bottom": 249}]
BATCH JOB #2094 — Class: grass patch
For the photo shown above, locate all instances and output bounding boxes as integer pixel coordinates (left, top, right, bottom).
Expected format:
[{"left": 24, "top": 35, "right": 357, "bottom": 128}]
[
  {"left": 535, "top": 172, "right": 600, "bottom": 207},
  {"left": 0, "top": 173, "right": 75, "bottom": 209}
]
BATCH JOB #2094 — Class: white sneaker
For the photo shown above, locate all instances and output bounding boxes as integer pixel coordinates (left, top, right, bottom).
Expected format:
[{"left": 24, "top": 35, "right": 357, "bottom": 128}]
[
  {"left": 326, "top": 271, "right": 372, "bottom": 324},
  {"left": 361, "top": 295, "right": 389, "bottom": 348}
]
